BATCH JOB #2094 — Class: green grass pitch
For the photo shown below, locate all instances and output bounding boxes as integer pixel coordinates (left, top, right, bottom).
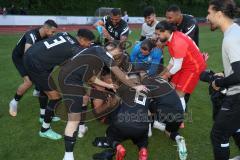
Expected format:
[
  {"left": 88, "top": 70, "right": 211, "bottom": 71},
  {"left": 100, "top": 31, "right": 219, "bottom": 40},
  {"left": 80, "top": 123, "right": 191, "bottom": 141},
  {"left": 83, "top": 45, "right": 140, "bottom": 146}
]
[{"left": 0, "top": 26, "right": 239, "bottom": 160}]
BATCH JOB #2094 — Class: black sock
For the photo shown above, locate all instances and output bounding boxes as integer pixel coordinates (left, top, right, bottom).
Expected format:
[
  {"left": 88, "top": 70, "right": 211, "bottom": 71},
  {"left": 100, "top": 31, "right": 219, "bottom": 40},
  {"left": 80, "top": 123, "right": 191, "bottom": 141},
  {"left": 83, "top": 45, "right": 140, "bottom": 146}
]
[
  {"left": 64, "top": 135, "right": 77, "bottom": 152},
  {"left": 39, "top": 91, "right": 48, "bottom": 118},
  {"left": 170, "top": 132, "right": 180, "bottom": 141},
  {"left": 14, "top": 93, "right": 22, "bottom": 101},
  {"left": 41, "top": 99, "right": 61, "bottom": 132},
  {"left": 79, "top": 105, "right": 87, "bottom": 125}
]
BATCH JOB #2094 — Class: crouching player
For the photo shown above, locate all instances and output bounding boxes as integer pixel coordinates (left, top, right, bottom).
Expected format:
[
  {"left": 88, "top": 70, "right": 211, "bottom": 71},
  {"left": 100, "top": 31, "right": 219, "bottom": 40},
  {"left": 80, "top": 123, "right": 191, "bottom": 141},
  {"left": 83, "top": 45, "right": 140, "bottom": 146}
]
[{"left": 148, "top": 76, "right": 187, "bottom": 160}]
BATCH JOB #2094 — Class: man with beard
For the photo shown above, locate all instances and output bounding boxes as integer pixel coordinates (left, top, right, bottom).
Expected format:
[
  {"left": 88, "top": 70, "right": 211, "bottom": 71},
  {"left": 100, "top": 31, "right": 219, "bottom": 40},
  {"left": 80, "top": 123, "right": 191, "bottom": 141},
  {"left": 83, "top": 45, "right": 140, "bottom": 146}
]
[
  {"left": 154, "top": 20, "right": 206, "bottom": 117},
  {"left": 207, "top": 0, "right": 240, "bottom": 159},
  {"left": 9, "top": 19, "right": 58, "bottom": 117},
  {"left": 139, "top": 6, "right": 159, "bottom": 41},
  {"left": 165, "top": 4, "right": 199, "bottom": 46},
  {"left": 94, "top": 8, "right": 129, "bottom": 43}
]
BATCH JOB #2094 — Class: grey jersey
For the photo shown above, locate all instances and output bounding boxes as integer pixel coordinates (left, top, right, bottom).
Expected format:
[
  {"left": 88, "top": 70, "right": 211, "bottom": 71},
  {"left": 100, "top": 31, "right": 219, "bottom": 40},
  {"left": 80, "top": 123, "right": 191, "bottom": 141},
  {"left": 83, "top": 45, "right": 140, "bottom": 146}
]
[
  {"left": 222, "top": 23, "right": 240, "bottom": 95},
  {"left": 141, "top": 21, "right": 159, "bottom": 39}
]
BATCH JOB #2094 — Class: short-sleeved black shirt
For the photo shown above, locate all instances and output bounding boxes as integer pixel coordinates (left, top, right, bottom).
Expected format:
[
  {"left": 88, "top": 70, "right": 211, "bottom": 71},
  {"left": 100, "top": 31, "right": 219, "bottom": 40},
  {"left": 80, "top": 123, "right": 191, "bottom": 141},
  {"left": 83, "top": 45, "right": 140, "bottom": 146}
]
[
  {"left": 102, "top": 16, "right": 129, "bottom": 40},
  {"left": 177, "top": 14, "right": 199, "bottom": 46},
  {"left": 13, "top": 28, "right": 46, "bottom": 57},
  {"left": 26, "top": 32, "right": 82, "bottom": 71}
]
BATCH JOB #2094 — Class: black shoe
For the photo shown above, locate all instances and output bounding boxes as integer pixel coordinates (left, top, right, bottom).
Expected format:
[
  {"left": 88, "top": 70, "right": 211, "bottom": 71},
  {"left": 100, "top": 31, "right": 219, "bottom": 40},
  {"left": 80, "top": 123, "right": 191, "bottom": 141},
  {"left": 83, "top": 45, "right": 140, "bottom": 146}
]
[
  {"left": 92, "top": 149, "right": 114, "bottom": 160},
  {"left": 92, "top": 137, "right": 110, "bottom": 148}
]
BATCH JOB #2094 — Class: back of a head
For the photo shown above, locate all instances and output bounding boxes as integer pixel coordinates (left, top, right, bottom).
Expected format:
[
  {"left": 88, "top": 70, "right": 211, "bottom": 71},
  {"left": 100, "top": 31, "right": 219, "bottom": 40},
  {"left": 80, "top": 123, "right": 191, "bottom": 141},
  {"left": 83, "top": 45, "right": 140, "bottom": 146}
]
[
  {"left": 111, "top": 8, "right": 122, "bottom": 16},
  {"left": 143, "top": 6, "right": 155, "bottom": 17},
  {"left": 155, "top": 20, "right": 177, "bottom": 33},
  {"left": 77, "top": 29, "right": 95, "bottom": 41},
  {"left": 209, "top": 0, "right": 238, "bottom": 19},
  {"left": 166, "top": 4, "right": 181, "bottom": 13},
  {"left": 44, "top": 19, "right": 58, "bottom": 28},
  {"left": 140, "top": 39, "right": 156, "bottom": 51}
]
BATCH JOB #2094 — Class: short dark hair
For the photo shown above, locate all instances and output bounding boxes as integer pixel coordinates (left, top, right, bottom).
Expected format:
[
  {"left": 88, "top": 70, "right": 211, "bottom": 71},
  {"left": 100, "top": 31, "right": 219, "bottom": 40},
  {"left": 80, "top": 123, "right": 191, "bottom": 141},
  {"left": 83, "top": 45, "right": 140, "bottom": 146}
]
[
  {"left": 166, "top": 4, "right": 181, "bottom": 13},
  {"left": 155, "top": 20, "right": 177, "bottom": 33},
  {"left": 143, "top": 6, "right": 155, "bottom": 17},
  {"left": 140, "top": 39, "right": 156, "bottom": 51},
  {"left": 209, "top": 0, "right": 237, "bottom": 19},
  {"left": 111, "top": 8, "right": 122, "bottom": 16},
  {"left": 44, "top": 19, "right": 58, "bottom": 28},
  {"left": 77, "top": 29, "right": 95, "bottom": 41}
]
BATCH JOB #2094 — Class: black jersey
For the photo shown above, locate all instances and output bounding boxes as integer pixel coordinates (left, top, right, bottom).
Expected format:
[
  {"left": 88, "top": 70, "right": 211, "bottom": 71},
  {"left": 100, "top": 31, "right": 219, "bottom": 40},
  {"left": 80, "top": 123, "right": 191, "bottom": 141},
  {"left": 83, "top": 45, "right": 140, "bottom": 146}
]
[
  {"left": 59, "top": 46, "right": 116, "bottom": 85},
  {"left": 102, "top": 16, "right": 129, "bottom": 40},
  {"left": 142, "top": 76, "right": 184, "bottom": 122},
  {"left": 111, "top": 87, "right": 150, "bottom": 131},
  {"left": 13, "top": 27, "right": 46, "bottom": 57},
  {"left": 177, "top": 14, "right": 199, "bottom": 46},
  {"left": 26, "top": 32, "right": 82, "bottom": 71}
]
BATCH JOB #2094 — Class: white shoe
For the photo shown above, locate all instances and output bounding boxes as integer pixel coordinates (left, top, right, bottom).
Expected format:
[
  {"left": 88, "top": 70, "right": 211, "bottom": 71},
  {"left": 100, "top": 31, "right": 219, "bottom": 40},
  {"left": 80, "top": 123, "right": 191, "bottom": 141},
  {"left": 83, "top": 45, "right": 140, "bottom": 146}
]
[
  {"left": 230, "top": 156, "right": 240, "bottom": 160},
  {"left": 33, "top": 89, "right": 40, "bottom": 97},
  {"left": 153, "top": 121, "right": 166, "bottom": 131},
  {"left": 9, "top": 99, "right": 18, "bottom": 117},
  {"left": 63, "top": 152, "right": 74, "bottom": 160},
  {"left": 176, "top": 136, "right": 187, "bottom": 160},
  {"left": 148, "top": 123, "right": 152, "bottom": 137},
  {"left": 78, "top": 125, "right": 88, "bottom": 138}
]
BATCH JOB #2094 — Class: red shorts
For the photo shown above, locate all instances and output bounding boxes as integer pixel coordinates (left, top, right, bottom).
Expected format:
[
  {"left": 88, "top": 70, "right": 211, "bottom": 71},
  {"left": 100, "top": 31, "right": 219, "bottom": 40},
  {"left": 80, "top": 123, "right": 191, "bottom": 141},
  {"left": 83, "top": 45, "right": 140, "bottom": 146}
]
[{"left": 171, "top": 70, "right": 202, "bottom": 94}]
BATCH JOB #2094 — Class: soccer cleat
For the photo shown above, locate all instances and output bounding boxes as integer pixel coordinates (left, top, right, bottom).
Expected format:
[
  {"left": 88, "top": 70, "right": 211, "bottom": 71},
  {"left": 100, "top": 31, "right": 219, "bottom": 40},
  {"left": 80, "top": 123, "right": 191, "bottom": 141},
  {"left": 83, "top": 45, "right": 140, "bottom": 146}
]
[
  {"left": 148, "top": 123, "right": 152, "bottom": 137},
  {"left": 52, "top": 116, "right": 61, "bottom": 122},
  {"left": 153, "top": 121, "right": 166, "bottom": 131},
  {"left": 78, "top": 124, "right": 88, "bottom": 138},
  {"left": 92, "top": 137, "right": 110, "bottom": 148},
  {"left": 9, "top": 99, "right": 18, "bottom": 117},
  {"left": 39, "top": 116, "right": 61, "bottom": 123},
  {"left": 138, "top": 148, "right": 148, "bottom": 160},
  {"left": 229, "top": 156, "right": 240, "bottom": 160},
  {"left": 63, "top": 152, "right": 74, "bottom": 160},
  {"left": 39, "top": 129, "right": 62, "bottom": 140},
  {"left": 116, "top": 144, "right": 126, "bottom": 160},
  {"left": 92, "top": 149, "right": 114, "bottom": 160},
  {"left": 176, "top": 136, "right": 187, "bottom": 160},
  {"left": 32, "top": 89, "right": 40, "bottom": 97}
]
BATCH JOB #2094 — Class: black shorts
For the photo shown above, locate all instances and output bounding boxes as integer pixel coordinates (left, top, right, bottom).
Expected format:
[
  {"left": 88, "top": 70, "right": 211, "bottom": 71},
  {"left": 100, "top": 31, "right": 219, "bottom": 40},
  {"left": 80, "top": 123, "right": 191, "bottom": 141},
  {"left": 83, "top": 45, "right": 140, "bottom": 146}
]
[
  {"left": 165, "top": 121, "right": 182, "bottom": 133},
  {"left": 106, "top": 125, "right": 148, "bottom": 149},
  {"left": 12, "top": 54, "right": 27, "bottom": 77},
  {"left": 62, "top": 95, "right": 83, "bottom": 113},
  {"left": 24, "top": 56, "right": 53, "bottom": 91}
]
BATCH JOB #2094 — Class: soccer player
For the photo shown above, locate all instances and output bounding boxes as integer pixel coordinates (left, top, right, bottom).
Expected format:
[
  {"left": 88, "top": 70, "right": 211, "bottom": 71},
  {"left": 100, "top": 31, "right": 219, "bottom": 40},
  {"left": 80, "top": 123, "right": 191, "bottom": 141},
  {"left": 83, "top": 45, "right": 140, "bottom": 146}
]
[
  {"left": 155, "top": 20, "right": 206, "bottom": 115},
  {"left": 93, "top": 8, "right": 129, "bottom": 43},
  {"left": 166, "top": 4, "right": 199, "bottom": 46},
  {"left": 54, "top": 42, "right": 148, "bottom": 160},
  {"left": 9, "top": 19, "right": 58, "bottom": 117},
  {"left": 130, "top": 39, "right": 163, "bottom": 77},
  {"left": 23, "top": 29, "right": 95, "bottom": 141},
  {"left": 207, "top": 0, "right": 240, "bottom": 159},
  {"left": 140, "top": 6, "right": 159, "bottom": 41},
  {"left": 147, "top": 77, "right": 187, "bottom": 160},
  {"left": 165, "top": 5, "right": 201, "bottom": 113}
]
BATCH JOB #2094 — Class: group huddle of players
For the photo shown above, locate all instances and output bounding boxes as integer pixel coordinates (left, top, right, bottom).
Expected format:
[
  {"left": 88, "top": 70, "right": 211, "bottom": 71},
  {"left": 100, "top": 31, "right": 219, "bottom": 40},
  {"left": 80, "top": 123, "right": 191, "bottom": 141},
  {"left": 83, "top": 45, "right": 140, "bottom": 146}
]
[{"left": 8, "top": 4, "right": 207, "bottom": 160}]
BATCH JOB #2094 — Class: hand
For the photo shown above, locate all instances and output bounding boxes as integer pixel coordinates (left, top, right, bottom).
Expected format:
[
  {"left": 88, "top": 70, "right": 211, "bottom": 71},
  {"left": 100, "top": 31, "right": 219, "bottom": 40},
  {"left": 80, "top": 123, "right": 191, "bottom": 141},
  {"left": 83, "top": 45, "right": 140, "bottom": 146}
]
[
  {"left": 202, "top": 52, "right": 209, "bottom": 61},
  {"left": 133, "top": 85, "right": 149, "bottom": 93},
  {"left": 214, "top": 72, "right": 224, "bottom": 77},
  {"left": 102, "top": 29, "right": 112, "bottom": 40},
  {"left": 107, "top": 83, "right": 118, "bottom": 92},
  {"left": 212, "top": 80, "right": 220, "bottom": 91}
]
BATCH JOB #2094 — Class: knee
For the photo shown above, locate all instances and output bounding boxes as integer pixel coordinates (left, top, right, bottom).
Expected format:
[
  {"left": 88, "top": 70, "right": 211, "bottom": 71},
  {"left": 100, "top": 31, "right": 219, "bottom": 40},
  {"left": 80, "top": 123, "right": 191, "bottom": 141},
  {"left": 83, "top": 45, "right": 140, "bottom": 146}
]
[{"left": 23, "top": 79, "right": 32, "bottom": 88}]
